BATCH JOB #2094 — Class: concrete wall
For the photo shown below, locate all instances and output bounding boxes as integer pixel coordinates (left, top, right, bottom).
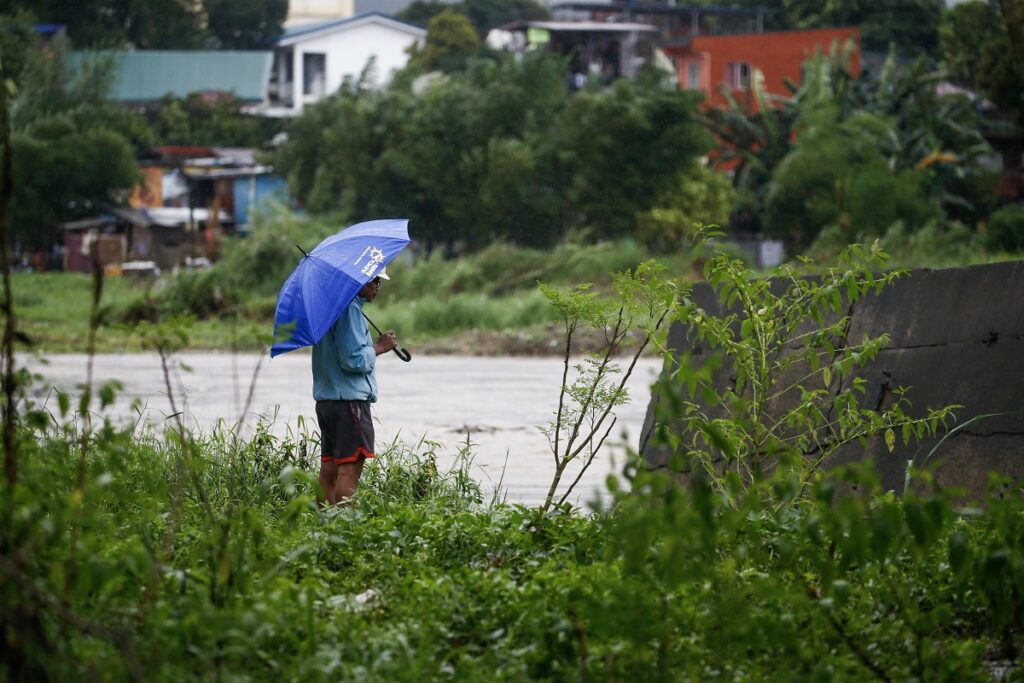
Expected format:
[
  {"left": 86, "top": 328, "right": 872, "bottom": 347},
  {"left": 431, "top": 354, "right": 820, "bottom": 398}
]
[{"left": 640, "top": 260, "right": 1024, "bottom": 499}]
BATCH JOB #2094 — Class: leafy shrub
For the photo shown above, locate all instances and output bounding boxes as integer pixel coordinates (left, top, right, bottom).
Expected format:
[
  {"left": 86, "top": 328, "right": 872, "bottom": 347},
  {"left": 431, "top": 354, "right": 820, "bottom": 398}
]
[
  {"left": 985, "top": 204, "right": 1024, "bottom": 252},
  {"left": 646, "top": 241, "right": 955, "bottom": 502},
  {"left": 875, "top": 219, "right": 984, "bottom": 266},
  {"left": 636, "top": 162, "right": 736, "bottom": 251},
  {"left": 765, "top": 108, "right": 938, "bottom": 246}
]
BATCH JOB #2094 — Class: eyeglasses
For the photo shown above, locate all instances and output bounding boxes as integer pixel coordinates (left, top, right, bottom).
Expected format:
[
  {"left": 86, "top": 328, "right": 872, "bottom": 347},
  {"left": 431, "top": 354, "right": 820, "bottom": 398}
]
[{"left": 370, "top": 277, "right": 383, "bottom": 289}]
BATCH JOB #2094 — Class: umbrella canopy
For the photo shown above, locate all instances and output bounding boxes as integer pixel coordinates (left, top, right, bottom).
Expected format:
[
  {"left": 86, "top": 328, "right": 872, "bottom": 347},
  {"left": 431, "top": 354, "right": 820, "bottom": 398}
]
[{"left": 270, "top": 218, "right": 410, "bottom": 357}]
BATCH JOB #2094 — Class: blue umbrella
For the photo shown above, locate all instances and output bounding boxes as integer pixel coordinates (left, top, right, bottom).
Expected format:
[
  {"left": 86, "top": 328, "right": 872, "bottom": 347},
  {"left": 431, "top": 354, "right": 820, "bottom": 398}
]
[{"left": 271, "top": 218, "right": 411, "bottom": 358}]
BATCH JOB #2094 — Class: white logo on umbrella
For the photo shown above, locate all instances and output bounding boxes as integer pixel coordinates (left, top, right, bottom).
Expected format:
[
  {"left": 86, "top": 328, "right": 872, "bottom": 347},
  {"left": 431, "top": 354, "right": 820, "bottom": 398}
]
[{"left": 355, "top": 246, "right": 385, "bottom": 276}]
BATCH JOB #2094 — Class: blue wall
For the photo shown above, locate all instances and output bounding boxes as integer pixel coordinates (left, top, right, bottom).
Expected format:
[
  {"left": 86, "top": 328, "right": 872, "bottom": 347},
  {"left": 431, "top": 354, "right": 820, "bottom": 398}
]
[{"left": 232, "top": 175, "right": 288, "bottom": 230}]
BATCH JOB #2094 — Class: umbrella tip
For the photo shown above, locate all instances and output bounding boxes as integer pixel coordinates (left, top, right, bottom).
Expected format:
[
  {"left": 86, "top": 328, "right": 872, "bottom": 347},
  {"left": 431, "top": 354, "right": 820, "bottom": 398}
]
[{"left": 295, "top": 244, "right": 310, "bottom": 258}]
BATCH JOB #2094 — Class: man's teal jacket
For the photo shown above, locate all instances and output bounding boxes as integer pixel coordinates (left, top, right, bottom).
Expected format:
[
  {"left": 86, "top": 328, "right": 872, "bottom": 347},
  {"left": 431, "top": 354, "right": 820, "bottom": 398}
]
[{"left": 312, "top": 297, "right": 377, "bottom": 402}]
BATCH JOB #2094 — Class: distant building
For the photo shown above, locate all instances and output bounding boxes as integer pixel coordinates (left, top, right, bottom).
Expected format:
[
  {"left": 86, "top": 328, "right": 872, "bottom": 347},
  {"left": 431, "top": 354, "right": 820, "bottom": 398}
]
[
  {"left": 491, "top": 21, "right": 659, "bottom": 81},
  {"left": 664, "top": 27, "right": 861, "bottom": 110},
  {"left": 266, "top": 12, "right": 425, "bottom": 116},
  {"left": 139, "top": 147, "right": 289, "bottom": 234},
  {"left": 490, "top": 3, "right": 769, "bottom": 83},
  {"left": 550, "top": 2, "right": 767, "bottom": 41}
]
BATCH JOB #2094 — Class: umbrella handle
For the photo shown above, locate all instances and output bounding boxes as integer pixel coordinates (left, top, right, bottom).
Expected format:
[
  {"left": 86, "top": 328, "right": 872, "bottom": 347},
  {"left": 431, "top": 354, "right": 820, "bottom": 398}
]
[{"left": 362, "top": 311, "right": 412, "bottom": 363}]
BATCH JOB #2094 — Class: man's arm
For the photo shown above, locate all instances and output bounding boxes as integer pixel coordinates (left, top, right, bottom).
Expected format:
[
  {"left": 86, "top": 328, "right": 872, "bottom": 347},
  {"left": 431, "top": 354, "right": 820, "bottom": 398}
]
[{"left": 337, "top": 305, "right": 376, "bottom": 373}]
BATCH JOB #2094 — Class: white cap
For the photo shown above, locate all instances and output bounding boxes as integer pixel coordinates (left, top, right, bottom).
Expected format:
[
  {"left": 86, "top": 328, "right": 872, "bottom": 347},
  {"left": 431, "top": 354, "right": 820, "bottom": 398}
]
[{"left": 376, "top": 267, "right": 390, "bottom": 280}]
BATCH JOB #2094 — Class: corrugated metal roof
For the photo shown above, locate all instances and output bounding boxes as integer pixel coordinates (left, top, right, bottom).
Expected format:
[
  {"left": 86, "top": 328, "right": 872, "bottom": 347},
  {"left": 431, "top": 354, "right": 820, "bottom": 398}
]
[{"left": 69, "top": 50, "right": 273, "bottom": 103}]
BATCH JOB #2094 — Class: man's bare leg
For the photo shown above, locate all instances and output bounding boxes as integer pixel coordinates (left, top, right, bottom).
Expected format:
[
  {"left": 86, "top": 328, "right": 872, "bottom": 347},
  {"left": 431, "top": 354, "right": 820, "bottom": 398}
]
[
  {"left": 334, "top": 456, "right": 366, "bottom": 503},
  {"left": 318, "top": 461, "right": 340, "bottom": 506}
]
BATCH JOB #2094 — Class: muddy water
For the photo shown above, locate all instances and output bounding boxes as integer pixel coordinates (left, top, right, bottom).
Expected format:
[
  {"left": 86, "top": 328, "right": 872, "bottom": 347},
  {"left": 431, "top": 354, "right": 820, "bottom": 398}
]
[{"left": 24, "top": 353, "right": 662, "bottom": 506}]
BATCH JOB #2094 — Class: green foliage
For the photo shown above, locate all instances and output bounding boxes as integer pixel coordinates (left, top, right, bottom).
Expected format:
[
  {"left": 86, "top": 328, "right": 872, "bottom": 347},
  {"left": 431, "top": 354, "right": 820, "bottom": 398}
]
[
  {"left": 275, "top": 52, "right": 709, "bottom": 249},
  {"left": 399, "top": 0, "right": 549, "bottom": 37},
  {"left": 939, "top": 0, "right": 1024, "bottom": 112},
  {"left": 12, "top": 114, "right": 138, "bottom": 250},
  {"left": 4, "top": 37, "right": 146, "bottom": 250},
  {"left": 764, "top": 107, "right": 938, "bottom": 244},
  {"left": 939, "top": 1, "right": 1004, "bottom": 88},
  {"left": 985, "top": 203, "right": 1024, "bottom": 252},
  {"left": 598, "top": 462, "right": 1024, "bottom": 680},
  {"left": 460, "top": 0, "right": 550, "bottom": 37},
  {"left": 10, "top": 0, "right": 205, "bottom": 49},
  {"left": 27, "top": 232, "right": 694, "bottom": 352},
  {"left": 148, "top": 93, "right": 282, "bottom": 147},
  {"left": 636, "top": 163, "right": 736, "bottom": 251},
  {"left": 10, "top": 0, "right": 288, "bottom": 50},
  {"left": 0, "top": 11, "right": 38, "bottom": 82},
  {"left": 204, "top": 0, "right": 289, "bottom": 50},
  {"left": 703, "top": 48, "right": 995, "bottom": 242},
  {"left": 406, "top": 9, "right": 482, "bottom": 72},
  {"left": 2, "top": 370, "right": 1022, "bottom": 679},
  {"left": 814, "top": 218, "right": 984, "bottom": 268},
  {"left": 777, "top": 0, "right": 944, "bottom": 55},
  {"left": 539, "top": 260, "right": 680, "bottom": 510},
  {"left": 552, "top": 76, "right": 711, "bottom": 239},
  {"left": 397, "top": 0, "right": 453, "bottom": 28},
  {"left": 648, "top": 242, "right": 956, "bottom": 503},
  {"left": 2, "top": 235, "right": 1022, "bottom": 678}
]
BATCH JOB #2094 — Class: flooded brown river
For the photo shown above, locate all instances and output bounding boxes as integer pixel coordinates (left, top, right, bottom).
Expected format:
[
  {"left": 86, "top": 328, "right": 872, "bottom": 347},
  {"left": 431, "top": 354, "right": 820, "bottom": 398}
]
[{"left": 24, "top": 353, "right": 662, "bottom": 506}]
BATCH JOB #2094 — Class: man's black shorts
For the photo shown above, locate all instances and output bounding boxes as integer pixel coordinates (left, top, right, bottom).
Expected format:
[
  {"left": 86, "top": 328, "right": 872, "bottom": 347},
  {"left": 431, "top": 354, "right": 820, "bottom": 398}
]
[{"left": 316, "top": 400, "right": 375, "bottom": 464}]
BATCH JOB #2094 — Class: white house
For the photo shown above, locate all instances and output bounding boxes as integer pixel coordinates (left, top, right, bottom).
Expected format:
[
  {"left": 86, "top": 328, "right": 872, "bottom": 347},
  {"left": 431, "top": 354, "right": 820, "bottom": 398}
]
[{"left": 267, "top": 12, "right": 426, "bottom": 116}]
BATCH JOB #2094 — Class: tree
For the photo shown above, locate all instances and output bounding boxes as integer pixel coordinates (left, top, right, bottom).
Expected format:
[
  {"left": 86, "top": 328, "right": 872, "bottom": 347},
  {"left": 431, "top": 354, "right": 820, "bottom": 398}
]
[
  {"left": 397, "top": 0, "right": 451, "bottom": 29},
  {"left": 7, "top": 0, "right": 204, "bottom": 49},
  {"left": 940, "top": 0, "right": 1024, "bottom": 114},
  {"left": 275, "top": 54, "right": 710, "bottom": 250},
  {"left": 399, "top": 0, "right": 549, "bottom": 37},
  {"left": 549, "top": 73, "right": 711, "bottom": 239},
  {"left": 8, "top": 0, "right": 290, "bottom": 50},
  {"left": 204, "top": 0, "right": 288, "bottom": 50},
  {"left": 149, "top": 93, "right": 281, "bottom": 147},
  {"left": 779, "top": 0, "right": 944, "bottom": 55},
  {"left": 764, "top": 106, "right": 938, "bottom": 245},
  {"left": 0, "top": 10, "right": 38, "bottom": 82},
  {"left": 406, "top": 9, "right": 482, "bottom": 72},
  {"left": 461, "top": 0, "right": 549, "bottom": 37},
  {"left": 6, "top": 37, "right": 142, "bottom": 251}
]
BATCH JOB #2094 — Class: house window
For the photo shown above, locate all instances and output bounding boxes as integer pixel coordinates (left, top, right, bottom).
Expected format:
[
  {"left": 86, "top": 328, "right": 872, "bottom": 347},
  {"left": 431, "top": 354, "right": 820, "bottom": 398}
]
[
  {"left": 725, "top": 61, "right": 751, "bottom": 90},
  {"left": 303, "top": 52, "right": 326, "bottom": 97},
  {"left": 687, "top": 62, "right": 700, "bottom": 90}
]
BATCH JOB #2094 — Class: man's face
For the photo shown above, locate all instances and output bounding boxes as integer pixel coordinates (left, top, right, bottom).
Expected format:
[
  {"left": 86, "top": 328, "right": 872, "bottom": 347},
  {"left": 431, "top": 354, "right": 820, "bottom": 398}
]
[{"left": 359, "top": 276, "right": 382, "bottom": 302}]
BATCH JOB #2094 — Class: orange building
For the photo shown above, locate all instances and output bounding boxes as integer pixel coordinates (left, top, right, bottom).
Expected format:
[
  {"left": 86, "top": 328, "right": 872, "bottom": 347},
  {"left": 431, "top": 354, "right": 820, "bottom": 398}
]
[{"left": 665, "top": 27, "right": 861, "bottom": 110}]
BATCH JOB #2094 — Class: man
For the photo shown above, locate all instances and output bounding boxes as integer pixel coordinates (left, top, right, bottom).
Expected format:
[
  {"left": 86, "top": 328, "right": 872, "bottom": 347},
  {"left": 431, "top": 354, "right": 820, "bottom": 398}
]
[{"left": 312, "top": 271, "right": 397, "bottom": 505}]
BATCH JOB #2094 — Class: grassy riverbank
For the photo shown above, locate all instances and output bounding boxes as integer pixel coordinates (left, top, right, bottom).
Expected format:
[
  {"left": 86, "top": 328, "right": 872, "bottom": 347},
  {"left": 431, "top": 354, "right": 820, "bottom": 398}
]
[
  {"left": 14, "top": 238, "right": 703, "bottom": 355},
  {"left": 20, "top": 217, "right": 1023, "bottom": 356}
]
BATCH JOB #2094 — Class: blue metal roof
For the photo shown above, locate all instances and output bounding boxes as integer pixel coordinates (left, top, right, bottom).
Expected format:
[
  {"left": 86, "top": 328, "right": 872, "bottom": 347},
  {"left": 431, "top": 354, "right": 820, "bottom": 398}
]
[{"left": 69, "top": 50, "right": 273, "bottom": 103}]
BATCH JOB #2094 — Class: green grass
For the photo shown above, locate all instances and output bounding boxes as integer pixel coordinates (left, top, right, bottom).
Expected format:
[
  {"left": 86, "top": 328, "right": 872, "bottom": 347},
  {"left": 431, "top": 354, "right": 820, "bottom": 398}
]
[
  {"left": 15, "top": 237, "right": 703, "bottom": 353},
  {"left": 11, "top": 272, "right": 268, "bottom": 353},
  {"left": 18, "top": 218, "right": 1020, "bottom": 354},
  {"left": 3, "top": 407, "right": 1021, "bottom": 680}
]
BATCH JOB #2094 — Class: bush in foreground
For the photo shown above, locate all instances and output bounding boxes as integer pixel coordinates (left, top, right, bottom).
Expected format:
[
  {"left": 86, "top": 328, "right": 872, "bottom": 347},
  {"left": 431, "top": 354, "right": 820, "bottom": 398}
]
[{"left": 1, "top": 407, "right": 1022, "bottom": 680}]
